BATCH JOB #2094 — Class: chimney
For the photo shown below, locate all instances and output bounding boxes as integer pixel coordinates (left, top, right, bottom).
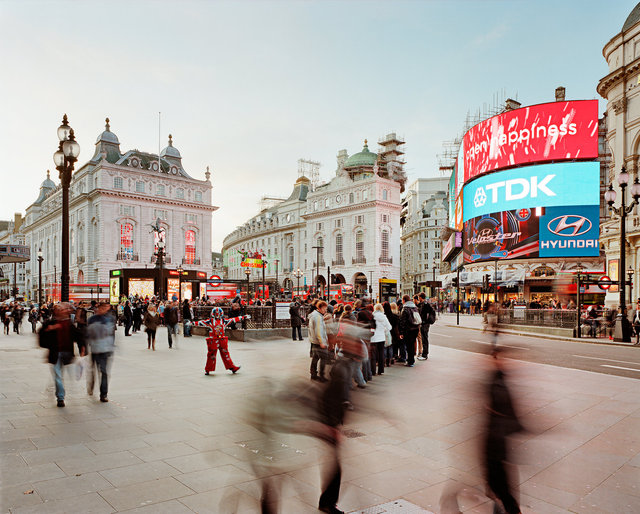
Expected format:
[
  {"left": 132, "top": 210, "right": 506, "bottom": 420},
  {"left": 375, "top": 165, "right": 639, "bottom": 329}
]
[
  {"left": 505, "top": 98, "right": 521, "bottom": 111},
  {"left": 555, "top": 86, "right": 566, "bottom": 102},
  {"left": 13, "top": 213, "right": 23, "bottom": 233}
]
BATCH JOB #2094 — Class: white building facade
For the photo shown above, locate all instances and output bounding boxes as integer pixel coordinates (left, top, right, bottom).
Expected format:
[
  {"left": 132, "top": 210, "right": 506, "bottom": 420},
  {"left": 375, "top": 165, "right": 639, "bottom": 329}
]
[
  {"left": 400, "top": 177, "right": 449, "bottom": 296},
  {"left": 21, "top": 119, "right": 216, "bottom": 300},
  {"left": 222, "top": 135, "right": 405, "bottom": 299}
]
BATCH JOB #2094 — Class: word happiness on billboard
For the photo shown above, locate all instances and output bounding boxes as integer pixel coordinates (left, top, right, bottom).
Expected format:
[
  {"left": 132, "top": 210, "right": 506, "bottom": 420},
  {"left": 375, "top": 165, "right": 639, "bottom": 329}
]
[{"left": 463, "top": 100, "right": 599, "bottom": 182}]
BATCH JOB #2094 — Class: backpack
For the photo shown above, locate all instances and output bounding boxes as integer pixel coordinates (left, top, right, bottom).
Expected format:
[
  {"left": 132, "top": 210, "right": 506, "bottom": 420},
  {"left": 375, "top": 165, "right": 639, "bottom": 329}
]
[
  {"left": 410, "top": 308, "right": 422, "bottom": 326},
  {"left": 424, "top": 303, "right": 436, "bottom": 325}
]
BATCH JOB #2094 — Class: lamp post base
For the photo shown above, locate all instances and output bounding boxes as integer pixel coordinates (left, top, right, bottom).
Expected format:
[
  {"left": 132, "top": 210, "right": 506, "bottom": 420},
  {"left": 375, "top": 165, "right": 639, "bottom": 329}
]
[{"left": 613, "top": 314, "right": 632, "bottom": 343}]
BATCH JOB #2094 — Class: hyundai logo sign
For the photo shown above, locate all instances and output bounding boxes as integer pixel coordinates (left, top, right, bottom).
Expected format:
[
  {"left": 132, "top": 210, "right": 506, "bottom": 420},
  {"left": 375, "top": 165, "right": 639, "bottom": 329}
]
[{"left": 547, "top": 215, "right": 592, "bottom": 237}]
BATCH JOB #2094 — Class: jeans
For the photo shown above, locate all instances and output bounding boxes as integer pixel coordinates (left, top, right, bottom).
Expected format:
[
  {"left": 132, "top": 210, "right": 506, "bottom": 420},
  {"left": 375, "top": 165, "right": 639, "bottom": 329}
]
[
  {"left": 167, "top": 323, "right": 179, "bottom": 347},
  {"left": 291, "top": 325, "right": 302, "bottom": 340},
  {"left": 183, "top": 321, "right": 192, "bottom": 337},
  {"left": 403, "top": 330, "right": 418, "bottom": 365},
  {"left": 420, "top": 324, "right": 430, "bottom": 357},
  {"left": 51, "top": 352, "right": 73, "bottom": 401},
  {"left": 88, "top": 352, "right": 112, "bottom": 398},
  {"left": 310, "top": 345, "right": 328, "bottom": 378},
  {"left": 350, "top": 358, "right": 366, "bottom": 386}
]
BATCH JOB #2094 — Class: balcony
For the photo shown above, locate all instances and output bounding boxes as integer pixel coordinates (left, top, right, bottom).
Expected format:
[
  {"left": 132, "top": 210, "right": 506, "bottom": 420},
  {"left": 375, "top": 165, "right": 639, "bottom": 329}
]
[
  {"left": 116, "top": 252, "right": 139, "bottom": 262},
  {"left": 352, "top": 256, "right": 366, "bottom": 265},
  {"left": 332, "top": 258, "right": 345, "bottom": 266},
  {"left": 379, "top": 256, "right": 393, "bottom": 264},
  {"left": 313, "top": 261, "right": 326, "bottom": 268},
  {"left": 150, "top": 254, "right": 171, "bottom": 264},
  {"left": 182, "top": 257, "right": 201, "bottom": 265}
]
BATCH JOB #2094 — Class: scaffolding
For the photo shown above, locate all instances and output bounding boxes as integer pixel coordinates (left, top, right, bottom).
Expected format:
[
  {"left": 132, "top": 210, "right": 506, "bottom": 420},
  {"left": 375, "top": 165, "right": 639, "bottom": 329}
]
[{"left": 298, "top": 158, "right": 321, "bottom": 191}]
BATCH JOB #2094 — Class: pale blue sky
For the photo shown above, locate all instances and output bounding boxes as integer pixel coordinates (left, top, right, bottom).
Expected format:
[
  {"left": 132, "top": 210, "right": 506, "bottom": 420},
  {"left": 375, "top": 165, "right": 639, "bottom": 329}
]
[{"left": 0, "top": 0, "right": 635, "bottom": 249}]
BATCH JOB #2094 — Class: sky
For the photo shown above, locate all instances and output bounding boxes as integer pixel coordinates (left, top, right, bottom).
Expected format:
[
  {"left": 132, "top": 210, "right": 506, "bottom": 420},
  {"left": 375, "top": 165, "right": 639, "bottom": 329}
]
[{"left": 0, "top": 0, "right": 636, "bottom": 250}]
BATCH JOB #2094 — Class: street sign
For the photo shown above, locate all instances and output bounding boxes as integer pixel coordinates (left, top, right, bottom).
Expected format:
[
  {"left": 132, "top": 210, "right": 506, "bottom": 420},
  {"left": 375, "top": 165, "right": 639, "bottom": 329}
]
[{"left": 598, "top": 275, "right": 613, "bottom": 290}]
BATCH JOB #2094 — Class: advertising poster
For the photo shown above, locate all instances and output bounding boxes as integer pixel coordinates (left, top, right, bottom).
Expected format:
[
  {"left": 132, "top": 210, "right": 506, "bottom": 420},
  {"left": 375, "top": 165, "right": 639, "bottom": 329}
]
[
  {"left": 464, "top": 208, "right": 540, "bottom": 262},
  {"left": 462, "top": 161, "right": 600, "bottom": 222},
  {"left": 109, "top": 277, "right": 120, "bottom": 305},
  {"left": 167, "top": 278, "right": 179, "bottom": 300},
  {"left": 463, "top": 100, "right": 599, "bottom": 182},
  {"left": 454, "top": 195, "right": 464, "bottom": 231},
  {"left": 200, "top": 282, "right": 207, "bottom": 299},
  {"left": 539, "top": 205, "right": 600, "bottom": 257},
  {"left": 181, "top": 282, "right": 193, "bottom": 301},
  {"left": 609, "top": 259, "right": 619, "bottom": 293},
  {"left": 128, "top": 279, "right": 154, "bottom": 298}
]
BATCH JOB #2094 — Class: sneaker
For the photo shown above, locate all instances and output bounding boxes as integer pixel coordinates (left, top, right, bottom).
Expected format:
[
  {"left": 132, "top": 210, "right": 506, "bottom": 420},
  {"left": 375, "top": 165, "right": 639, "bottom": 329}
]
[
  {"left": 417, "top": 356, "right": 426, "bottom": 361},
  {"left": 57, "top": 399, "right": 65, "bottom": 407}
]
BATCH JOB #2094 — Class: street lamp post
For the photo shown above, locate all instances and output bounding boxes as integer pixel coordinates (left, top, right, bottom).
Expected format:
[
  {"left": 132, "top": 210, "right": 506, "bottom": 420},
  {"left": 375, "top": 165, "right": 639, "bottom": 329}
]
[
  {"left": 294, "top": 268, "right": 303, "bottom": 299},
  {"left": 605, "top": 167, "right": 640, "bottom": 342},
  {"left": 575, "top": 264, "right": 584, "bottom": 339},
  {"left": 261, "top": 259, "right": 267, "bottom": 303},
  {"left": 274, "top": 259, "right": 280, "bottom": 298},
  {"left": 37, "top": 248, "right": 44, "bottom": 306},
  {"left": 52, "top": 114, "right": 80, "bottom": 303},
  {"left": 156, "top": 240, "right": 165, "bottom": 301},
  {"left": 177, "top": 264, "right": 183, "bottom": 302},
  {"left": 627, "top": 266, "right": 634, "bottom": 306},
  {"left": 245, "top": 268, "right": 251, "bottom": 303}
]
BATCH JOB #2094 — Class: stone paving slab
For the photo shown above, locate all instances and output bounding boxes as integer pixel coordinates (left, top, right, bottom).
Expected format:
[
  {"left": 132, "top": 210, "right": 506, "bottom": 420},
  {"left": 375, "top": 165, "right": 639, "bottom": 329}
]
[{"left": 1, "top": 326, "right": 640, "bottom": 513}]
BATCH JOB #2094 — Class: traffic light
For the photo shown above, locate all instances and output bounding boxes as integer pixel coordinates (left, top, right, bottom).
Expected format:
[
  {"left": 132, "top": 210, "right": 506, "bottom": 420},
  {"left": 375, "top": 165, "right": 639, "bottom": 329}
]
[
  {"left": 452, "top": 277, "right": 459, "bottom": 287},
  {"left": 484, "top": 274, "right": 490, "bottom": 289}
]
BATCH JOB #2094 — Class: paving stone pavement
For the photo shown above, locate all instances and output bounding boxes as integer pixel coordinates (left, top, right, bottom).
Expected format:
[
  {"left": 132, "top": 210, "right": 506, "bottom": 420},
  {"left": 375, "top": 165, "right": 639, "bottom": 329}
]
[{"left": 1, "top": 324, "right": 640, "bottom": 513}]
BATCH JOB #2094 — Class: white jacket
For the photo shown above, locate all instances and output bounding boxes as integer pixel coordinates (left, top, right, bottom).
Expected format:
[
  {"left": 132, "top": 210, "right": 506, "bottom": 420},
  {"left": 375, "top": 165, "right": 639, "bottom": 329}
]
[{"left": 371, "top": 310, "right": 392, "bottom": 343}]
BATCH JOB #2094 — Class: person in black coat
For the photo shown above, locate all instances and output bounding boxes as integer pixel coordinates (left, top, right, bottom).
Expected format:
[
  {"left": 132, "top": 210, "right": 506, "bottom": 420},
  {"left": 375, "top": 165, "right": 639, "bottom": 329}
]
[
  {"left": 289, "top": 299, "right": 303, "bottom": 341},
  {"left": 182, "top": 299, "right": 193, "bottom": 337},
  {"left": 124, "top": 301, "right": 133, "bottom": 336}
]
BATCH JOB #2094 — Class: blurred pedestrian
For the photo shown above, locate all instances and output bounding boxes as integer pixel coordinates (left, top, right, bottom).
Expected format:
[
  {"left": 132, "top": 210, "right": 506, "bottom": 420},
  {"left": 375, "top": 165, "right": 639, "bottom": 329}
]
[
  {"left": 86, "top": 302, "right": 115, "bottom": 402},
  {"left": 143, "top": 304, "right": 160, "bottom": 350},
  {"left": 39, "top": 303, "right": 86, "bottom": 407},
  {"left": 165, "top": 300, "right": 179, "bottom": 349},
  {"left": 182, "top": 299, "right": 193, "bottom": 337},
  {"left": 309, "top": 300, "right": 329, "bottom": 382},
  {"left": 3, "top": 305, "right": 11, "bottom": 334},
  {"left": 28, "top": 306, "right": 39, "bottom": 333},
  {"left": 124, "top": 301, "right": 133, "bottom": 336},
  {"left": 12, "top": 303, "right": 23, "bottom": 334}
]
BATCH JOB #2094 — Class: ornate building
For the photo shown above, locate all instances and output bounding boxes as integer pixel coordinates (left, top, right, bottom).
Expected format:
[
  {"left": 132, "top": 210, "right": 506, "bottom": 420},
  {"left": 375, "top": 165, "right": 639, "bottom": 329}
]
[
  {"left": 222, "top": 135, "right": 405, "bottom": 299},
  {"left": 597, "top": 3, "right": 640, "bottom": 306},
  {"left": 21, "top": 119, "right": 216, "bottom": 300}
]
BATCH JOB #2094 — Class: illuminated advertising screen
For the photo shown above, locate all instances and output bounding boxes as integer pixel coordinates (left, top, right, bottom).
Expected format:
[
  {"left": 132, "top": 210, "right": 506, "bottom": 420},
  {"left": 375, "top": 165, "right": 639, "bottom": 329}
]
[
  {"left": 109, "top": 278, "right": 120, "bottom": 305},
  {"left": 128, "top": 279, "right": 154, "bottom": 298},
  {"left": 443, "top": 232, "right": 463, "bottom": 261},
  {"left": 463, "top": 100, "right": 598, "bottom": 183},
  {"left": 448, "top": 171, "right": 456, "bottom": 229},
  {"left": 539, "top": 205, "right": 600, "bottom": 257},
  {"left": 464, "top": 208, "right": 540, "bottom": 262},
  {"left": 167, "top": 278, "right": 179, "bottom": 300},
  {"left": 462, "top": 161, "right": 600, "bottom": 222}
]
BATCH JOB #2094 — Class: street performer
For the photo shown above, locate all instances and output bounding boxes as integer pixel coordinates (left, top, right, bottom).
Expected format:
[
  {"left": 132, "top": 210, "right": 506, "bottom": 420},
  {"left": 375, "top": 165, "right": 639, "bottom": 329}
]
[{"left": 197, "top": 307, "right": 250, "bottom": 375}]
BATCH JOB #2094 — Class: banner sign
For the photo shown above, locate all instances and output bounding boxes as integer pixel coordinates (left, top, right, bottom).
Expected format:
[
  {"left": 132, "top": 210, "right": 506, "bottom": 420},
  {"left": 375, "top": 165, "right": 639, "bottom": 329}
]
[
  {"left": 462, "top": 161, "right": 600, "bottom": 222},
  {"left": 463, "top": 100, "right": 598, "bottom": 183},
  {"left": 443, "top": 232, "right": 463, "bottom": 261},
  {"left": 241, "top": 258, "right": 263, "bottom": 268},
  {"left": 109, "top": 277, "right": 120, "bottom": 305}
]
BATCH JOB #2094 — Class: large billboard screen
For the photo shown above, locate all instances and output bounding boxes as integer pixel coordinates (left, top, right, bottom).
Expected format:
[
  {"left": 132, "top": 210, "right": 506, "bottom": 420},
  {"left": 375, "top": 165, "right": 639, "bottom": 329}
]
[
  {"left": 462, "top": 161, "right": 600, "bottom": 222},
  {"left": 539, "top": 205, "right": 600, "bottom": 257},
  {"left": 463, "top": 100, "right": 598, "bottom": 183}
]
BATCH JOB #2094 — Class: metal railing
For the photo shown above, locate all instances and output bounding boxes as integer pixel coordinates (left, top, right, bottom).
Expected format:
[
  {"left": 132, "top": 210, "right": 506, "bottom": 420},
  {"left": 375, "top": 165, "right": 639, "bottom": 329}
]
[
  {"left": 313, "top": 261, "right": 326, "bottom": 268},
  {"left": 116, "top": 252, "right": 139, "bottom": 261},
  {"left": 379, "top": 255, "right": 393, "bottom": 264},
  {"left": 497, "top": 308, "right": 577, "bottom": 328},
  {"left": 192, "top": 304, "right": 311, "bottom": 329},
  {"left": 332, "top": 258, "right": 345, "bottom": 266},
  {"left": 352, "top": 256, "right": 366, "bottom": 264},
  {"left": 150, "top": 254, "right": 171, "bottom": 264},
  {"left": 182, "top": 258, "right": 201, "bottom": 265}
]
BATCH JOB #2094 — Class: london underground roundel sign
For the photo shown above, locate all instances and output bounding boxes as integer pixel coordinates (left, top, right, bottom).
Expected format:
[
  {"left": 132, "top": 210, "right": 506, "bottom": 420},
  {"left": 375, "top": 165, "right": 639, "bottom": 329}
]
[{"left": 598, "top": 275, "right": 613, "bottom": 290}]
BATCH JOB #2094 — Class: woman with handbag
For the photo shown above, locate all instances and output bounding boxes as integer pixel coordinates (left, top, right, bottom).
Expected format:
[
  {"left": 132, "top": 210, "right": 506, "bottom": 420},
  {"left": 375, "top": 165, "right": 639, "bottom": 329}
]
[{"left": 143, "top": 304, "right": 160, "bottom": 350}]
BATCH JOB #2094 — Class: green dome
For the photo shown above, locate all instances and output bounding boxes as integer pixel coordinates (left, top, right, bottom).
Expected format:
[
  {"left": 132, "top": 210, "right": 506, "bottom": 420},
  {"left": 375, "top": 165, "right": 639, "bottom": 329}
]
[
  {"left": 344, "top": 140, "right": 378, "bottom": 168},
  {"left": 624, "top": 3, "right": 640, "bottom": 32}
]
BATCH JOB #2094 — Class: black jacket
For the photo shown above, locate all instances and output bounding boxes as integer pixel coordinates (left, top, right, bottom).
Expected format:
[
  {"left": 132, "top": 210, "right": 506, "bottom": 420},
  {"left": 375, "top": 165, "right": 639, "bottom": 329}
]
[
  {"left": 289, "top": 303, "right": 303, "bottom": 327},
  {"left": 399, "top": 302, "right": 420, "bottom": 335},
  {"left": 39, "top": 319, "right": 85, "bottom": 365},
  {"left": 420, "top": 301, "right": 435, "bottom": 325}
]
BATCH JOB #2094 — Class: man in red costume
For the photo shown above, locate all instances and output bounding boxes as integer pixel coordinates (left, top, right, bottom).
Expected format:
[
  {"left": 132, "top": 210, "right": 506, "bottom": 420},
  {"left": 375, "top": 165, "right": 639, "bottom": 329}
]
[{"left": 197, "top": 307, "right": 250, "bottom": 375}]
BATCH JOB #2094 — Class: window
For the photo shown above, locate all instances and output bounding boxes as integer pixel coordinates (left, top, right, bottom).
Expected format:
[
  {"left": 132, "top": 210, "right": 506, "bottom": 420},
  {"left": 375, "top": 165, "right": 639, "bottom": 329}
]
[
  {"left": 70, "top": 229, "right": 75, "bottom": 261},
  {"left": 154, "top": 209, "right": 167, "bottom": 220},
  {"left": 349, "top": 193, "right": 354, "bottom": 204},
  {"left": 355, "top": 215, "right": 364, "bottom": 224},
  {"left": 314, "top": 201, "right": 318, "bottom": 211},
  {"left": 113, "top": 177, "right": 123, "bottom": 189},
  {"left": 356, "top": 231, "right": 364, "bottom": 261},
  {"left": 195, "top": 191, "right": 203, "bottom": 202},
  {"left": 184, "top": 230, "right": 196, "bottom": 264},
  {"left": 185, "top": 213, "right": 197, "bottom": 223},
  {"left": 316, "top": 222, "right": 323, "bottom": 231},
  {"left": 335, "top": 233, "right": 343, "bottom": 263},
  {"left": 119, "top": 205, "right": 135, "bottom": 216},
  {"left": 288, "top": 246, "right": 294, "bottom": 271},
  {"left": 363, "top": 189, "right": 368, "bottom": 201},
  {"left": 156, "top": 184, "right": 165, "bottom": 196},
  {"left": 316, "top": 237, "right": 324, "bottom": 263},
  {"left": 325, "top": 198, "right": 329, "bottom": 208},
  {"left": 176, "top": 188, "right": 184, "bottom": 199},
  {"left": 381, "top": 230, "right": 389, "bottom": 261},
  {"left": 335, "top": 219, "right": 342, "bottom": 228},
  {"left": 136, "top": 181, "right": 145, "bottom": 193},
  {"left": 382, "top": 214, "right": 388, "bottom": 223},
  {"left": 382, "top": 189, "right": 388, "bottom": 200},
  {"left": 120, "top": 223, "right": 134, "bottom": 258}
]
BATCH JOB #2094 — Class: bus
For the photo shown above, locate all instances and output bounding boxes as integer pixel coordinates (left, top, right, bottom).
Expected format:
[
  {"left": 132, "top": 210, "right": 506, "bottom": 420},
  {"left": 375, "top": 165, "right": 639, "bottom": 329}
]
[{"left": 48, "top": 283, "right": 109, "bottom": 304}]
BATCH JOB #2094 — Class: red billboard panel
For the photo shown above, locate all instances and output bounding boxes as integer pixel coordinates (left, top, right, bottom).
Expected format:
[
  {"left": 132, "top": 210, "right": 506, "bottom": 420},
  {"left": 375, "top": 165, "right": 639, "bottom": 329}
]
[{"left": 463, "top": 100, "right": 598, "bottom": 183}]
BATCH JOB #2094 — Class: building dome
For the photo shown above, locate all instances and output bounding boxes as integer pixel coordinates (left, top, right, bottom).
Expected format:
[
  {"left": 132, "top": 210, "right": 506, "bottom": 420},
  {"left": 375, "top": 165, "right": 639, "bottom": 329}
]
[
  {"left": 623, "top": 3, "right": 640, "bottom": 32},
  {"left": 344, "top": 140, "right": 378, "bottom": 168},
  {"left": 160, "top": 134, "right": 181, "bottom": 159},
  {"left": 95, "top": 118, "right": 120, "bottom": 144},
  {"left": 34, "top": 170, "right": 56, "bottom": 204}
]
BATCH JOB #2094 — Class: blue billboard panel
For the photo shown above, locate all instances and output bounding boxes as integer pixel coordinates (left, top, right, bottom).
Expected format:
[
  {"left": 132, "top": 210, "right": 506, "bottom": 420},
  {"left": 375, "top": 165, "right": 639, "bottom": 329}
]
[
  {"left": 462, "top": 161, "right": 600, "bottom": 222},
  {"left": 539, "top": 205, "right": 600, "bottom": 257}
]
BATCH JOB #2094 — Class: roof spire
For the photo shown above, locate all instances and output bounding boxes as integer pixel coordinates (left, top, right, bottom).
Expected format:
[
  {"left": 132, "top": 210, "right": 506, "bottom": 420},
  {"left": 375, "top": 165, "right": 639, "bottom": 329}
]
[
  {"left": 105, "top": 117, "right": 110, "bottom": 131},
  {"left": 168, "top": 134, "right": 173, "bottom": 146},
  {"left": 205, "top": 165, "right": 211, "bottom": 181},
  {"left": 46, "top": 169, "right": 50, "bottom": 179}
]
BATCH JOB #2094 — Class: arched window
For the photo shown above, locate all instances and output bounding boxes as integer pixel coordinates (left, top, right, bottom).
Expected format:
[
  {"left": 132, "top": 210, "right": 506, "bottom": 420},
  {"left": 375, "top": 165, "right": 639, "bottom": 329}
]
[
  {"left": 349, "top": 192, "right": 354, "bottom": 204},
  {"left": 381, "top": 230, "right": 389, "bottom": 262},
  {"left": 120, "top": 223, "right": 134, "bottom": 259},
  {"left": 288, "top": 246, "right": 294, "bottom": 272},
  {"left": 335, "top": 233, "right": 343, "bottom": 265},
  {"left": 184, "top": 230, "right": 196, "bottom": 264},
  {"left": 77, "top": 226, "right": 84, "bottom": 261},
  {"left": 77, "top": 270, "right": 84, "bottom": 283},
  {"left": 355, "top": 231, "right": 364, "bottom": 262},
  {"left": 382, "top": 189, "right": 388, "bottom": 200}
]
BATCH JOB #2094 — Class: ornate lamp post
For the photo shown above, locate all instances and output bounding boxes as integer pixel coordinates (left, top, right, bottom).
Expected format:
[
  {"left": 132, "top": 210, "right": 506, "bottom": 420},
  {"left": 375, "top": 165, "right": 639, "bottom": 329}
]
[
  {"left": 274, "top": 258, "right": 280, "bottom": 298},
  {"left": 37, "top": 248, "right": 44, "bottom": 306},
  {"left": 52, "top": 114, "right": 80, "bottom": 303},
  {"left": 177, "top": 264, "right": 184, "bottom": 302},
  {"left": 627, "top": 265, "right": 634, "bottom": 306},
  {"left": 156, "top": 239, "right": 165, "bottom": 301},
  {"left": 244, "top": 268, "right": 251, "bottom": 303},
  {"left": 294, "top": 268, "right": 303, "bottom": 299},
  {"left": 604, "top": 166, "right": 640, "bottom": 342}
]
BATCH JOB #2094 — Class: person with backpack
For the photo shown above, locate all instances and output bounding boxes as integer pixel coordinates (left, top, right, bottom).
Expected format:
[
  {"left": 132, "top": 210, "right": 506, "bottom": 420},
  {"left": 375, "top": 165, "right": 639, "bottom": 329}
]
[
  {"left": 399, "top": 294, "right": 421, "bottom": 367},
  {"left": 417, "top": 292, "right": 436, "bottom": 361}
]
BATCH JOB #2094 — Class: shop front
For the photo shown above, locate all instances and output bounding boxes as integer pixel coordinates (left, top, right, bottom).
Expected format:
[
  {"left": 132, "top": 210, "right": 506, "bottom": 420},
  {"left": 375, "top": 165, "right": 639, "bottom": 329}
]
[{"left": 110, "top": 268, "right": 209, "bottom": 303}]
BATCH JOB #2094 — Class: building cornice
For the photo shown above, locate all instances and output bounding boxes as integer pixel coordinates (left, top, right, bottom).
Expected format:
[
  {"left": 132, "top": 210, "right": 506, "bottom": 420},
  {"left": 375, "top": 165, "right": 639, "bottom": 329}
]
[
  {"left": 597, "top": 58, "right": 640, "bottom": 97},
  {"left": 222, "top": 222, "right": 305, "bottom": 251},
  {"left": 97, "top": 190, "right": 218, "bottom": 211},
  {"left": 302, "top": 200, "right": 401, "bottom": 220}
]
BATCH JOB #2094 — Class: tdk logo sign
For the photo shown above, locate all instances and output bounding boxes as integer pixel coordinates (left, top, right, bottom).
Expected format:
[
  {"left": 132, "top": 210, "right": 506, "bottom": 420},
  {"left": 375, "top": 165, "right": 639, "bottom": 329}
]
[
  {"left": 546, "top": 215, "right": 592, "bottom": 237},
  {"left": 462, "top": 162, "right": 600, "bottom": 223},
  {"left": 475, "top": 175, "right": 555, "bottom": 206}
]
